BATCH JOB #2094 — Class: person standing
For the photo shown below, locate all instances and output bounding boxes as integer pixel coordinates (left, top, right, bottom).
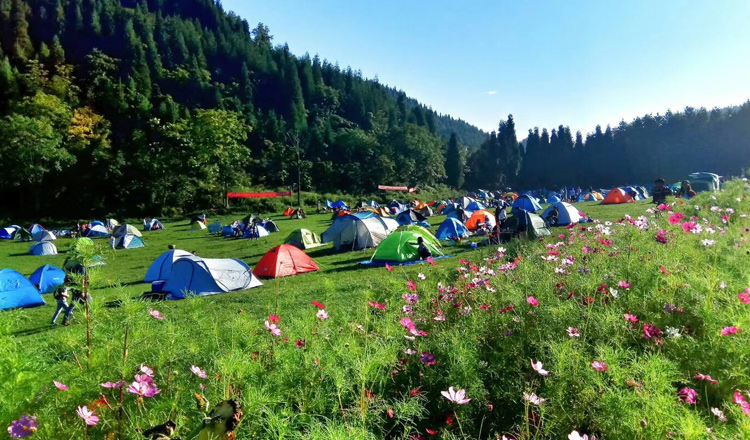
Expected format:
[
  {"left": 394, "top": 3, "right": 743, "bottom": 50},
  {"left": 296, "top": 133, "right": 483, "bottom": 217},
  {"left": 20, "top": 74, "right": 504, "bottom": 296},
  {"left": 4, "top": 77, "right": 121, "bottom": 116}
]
[
  {"left": 495, "top": 199, "right": 509, "bottom": 230},
  {"left": 51, "top": 286, "right": 74, "bottom": 326}
]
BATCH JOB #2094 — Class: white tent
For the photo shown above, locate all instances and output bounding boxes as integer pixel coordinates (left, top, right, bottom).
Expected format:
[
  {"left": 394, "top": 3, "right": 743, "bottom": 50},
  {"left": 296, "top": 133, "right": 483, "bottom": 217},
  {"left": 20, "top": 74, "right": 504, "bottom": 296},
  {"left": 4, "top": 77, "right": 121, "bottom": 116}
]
[
  {"left": 33, "top": 230, "right": 57, "bottom": 242},
  {"left": 144, "top": 249, "right": 192, "bottom": 282},
  {"left": 322, "top": 213, "right": 399, "bottom": 251},
  {"left": 163, "top": 256, "right": 262, "bottom": 300},
  {"left": 541, "top": 202, "right": 582, "bottom": 226}
]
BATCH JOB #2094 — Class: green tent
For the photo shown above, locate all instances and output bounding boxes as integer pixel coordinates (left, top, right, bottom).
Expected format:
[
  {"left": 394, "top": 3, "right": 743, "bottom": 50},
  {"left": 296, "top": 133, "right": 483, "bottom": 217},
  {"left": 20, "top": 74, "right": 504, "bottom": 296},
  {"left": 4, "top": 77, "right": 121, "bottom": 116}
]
[
  {"left": 395, "top": 225, "right": 441, "bottom": 248},
  {"left": 371, "top": 228, "right": 442, "bottom": 263},
  {"left": 284, "top": 229, "right": 323, "bottom": 250},
  {"left": 505, "top": 211, "right": 551, "bottom": 239},
  {"left": 14, "top": 228, "right": 33, "bottom": 242}
]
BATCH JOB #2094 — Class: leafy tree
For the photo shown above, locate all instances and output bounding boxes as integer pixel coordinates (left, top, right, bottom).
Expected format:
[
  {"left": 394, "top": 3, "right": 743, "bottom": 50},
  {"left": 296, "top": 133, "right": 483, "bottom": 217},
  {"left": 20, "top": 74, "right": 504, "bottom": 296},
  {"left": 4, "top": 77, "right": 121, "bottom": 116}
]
[{"left": 445, "top": 132, "right": 465, "bottom": 189}]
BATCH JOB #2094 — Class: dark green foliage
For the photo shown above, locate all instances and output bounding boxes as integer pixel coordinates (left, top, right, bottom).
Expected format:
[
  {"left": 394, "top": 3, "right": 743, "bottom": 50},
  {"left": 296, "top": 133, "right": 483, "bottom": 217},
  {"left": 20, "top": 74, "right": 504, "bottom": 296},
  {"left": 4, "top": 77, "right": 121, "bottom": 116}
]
[
  {"left": 0, "top": 0, "right": 478, "bottom": 217},
  {"left": 444, "top": 132, "right": 465, "bottom": 189}
]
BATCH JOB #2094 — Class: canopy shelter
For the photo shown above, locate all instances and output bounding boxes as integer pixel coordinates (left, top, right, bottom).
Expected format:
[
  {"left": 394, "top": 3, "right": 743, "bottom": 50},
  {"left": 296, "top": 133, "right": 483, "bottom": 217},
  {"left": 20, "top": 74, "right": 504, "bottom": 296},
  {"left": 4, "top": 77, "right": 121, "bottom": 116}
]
[
  {"left": 284, "top": 229, "right": 323, "bottom": 250},
  {"left": 144, "top": 249, "right": 192, "bottom": 282},
  {"left": 29, "top": 264, "right": 66, "bottom": 294},
  {"left": 0, "top": 269, "right": 45, "bottom": 310},
  {"left": 253, "top": 244, "right": 319, "bottom": 278},
  {"left": 163, "top": 256, "right": 262, "bottom": 300}
]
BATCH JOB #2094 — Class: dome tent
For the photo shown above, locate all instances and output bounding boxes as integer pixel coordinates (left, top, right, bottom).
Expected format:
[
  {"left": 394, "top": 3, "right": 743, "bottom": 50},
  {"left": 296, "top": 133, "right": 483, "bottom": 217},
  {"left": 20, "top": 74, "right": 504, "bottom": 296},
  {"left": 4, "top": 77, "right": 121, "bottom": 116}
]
[
  {"left": 512, "top": 195, "right": 542, "bottom": 214},
  {"left": 601, "top": 188, "right": 634, "bottom": 205},
  {"left": 29, "top": 224, "right": 45, "bottom": 235},
  {"left": 0, "top": 225, "right": 20, "bottom": 240},
  {"left": 253, "top": 244, "right": 319, "bottom": 278},
  {"left": 284, "top": 229, "right": 323, "bottom": 250},
  {"left": 547, "top": 194, "right": 562, "bottom": 203},
  {"left": 113, "top": 224, "right": 142, "bottom": 238},
  {"left": 261, "top": 219, "right": 279, "bottom": 233},
  {"left": 0, "top": 269, "right": 45, "bottom": 310},
  {"left": 33, "top": 230, "right": 57, "bottom": 242},
  {"left": 29, "top": 264, "right": 66, "bottom": 294},
  {"left": 370, "top": 227, "right": 442, "bottom": 263},
  {"left": 465, "top": 210, "right": 497, "bottom": 231},
  {"left": 395, "top": 209, "right": 430, "bottom": 228},
  {"left": 189, "top": 221, "right": 207, "bottom": 230},
  {"left": 115, "top": 234, "right": 145, "bottom": 249},
  {"left": 435, "top": 218, "right": 470, "bottom": 240},
  {"left": 163, "top": 256, "right": 262, "bottom": 300},
  {"left": 541, "top": 202, "right": 582, "bottom": 226},
  {"left": 14, "top": 228, "right": 33, "bottom": 242},
  {"left": 243, "top": 225, "right": 270, "bottom": 239},
  {"left": 83, "top": 224, "right": 110, "bottom": 238},
  {"left": 322, "top": 212, "right": 399, "bottom": 251},
  {"left": 30, "top": 241, "right": 57, "bottom": 256},
  {"left": 144, "top": 249, "right": 192, "bottom": 282}
]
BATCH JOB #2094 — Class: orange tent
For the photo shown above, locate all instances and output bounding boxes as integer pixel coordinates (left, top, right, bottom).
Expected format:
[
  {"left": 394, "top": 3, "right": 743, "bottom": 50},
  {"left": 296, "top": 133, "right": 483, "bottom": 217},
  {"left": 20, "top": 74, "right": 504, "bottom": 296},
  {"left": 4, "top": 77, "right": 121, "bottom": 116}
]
[
  {"left": 253, "top": 244, "right": 319, "bottom": 278},
  {"left": 465, "top": 209, "right": 497, "bottom": 231},
  {"left": 283, "top": 208, "right": 294, "bottom": 216},
  {"left": 601, "top": 188, "right": 634, "bottom": 205}
]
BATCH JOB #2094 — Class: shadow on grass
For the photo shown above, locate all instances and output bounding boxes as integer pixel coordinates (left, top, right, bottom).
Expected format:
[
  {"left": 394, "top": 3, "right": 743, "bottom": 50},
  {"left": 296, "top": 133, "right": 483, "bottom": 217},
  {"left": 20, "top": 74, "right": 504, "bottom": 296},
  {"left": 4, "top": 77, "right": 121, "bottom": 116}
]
[{"left": 10, "top": 325, "right": 59, "bottom": 337}]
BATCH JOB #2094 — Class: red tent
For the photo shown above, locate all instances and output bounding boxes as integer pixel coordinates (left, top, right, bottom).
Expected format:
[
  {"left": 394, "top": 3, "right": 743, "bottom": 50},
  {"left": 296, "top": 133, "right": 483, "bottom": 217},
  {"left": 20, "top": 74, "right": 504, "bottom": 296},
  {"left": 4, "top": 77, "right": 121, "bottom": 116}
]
[
  {"left": 253, "top": 244, "right": 319, "bottom": 278},
  {"left": 283, "top": 208, "right": 294, "bottom": 216}
]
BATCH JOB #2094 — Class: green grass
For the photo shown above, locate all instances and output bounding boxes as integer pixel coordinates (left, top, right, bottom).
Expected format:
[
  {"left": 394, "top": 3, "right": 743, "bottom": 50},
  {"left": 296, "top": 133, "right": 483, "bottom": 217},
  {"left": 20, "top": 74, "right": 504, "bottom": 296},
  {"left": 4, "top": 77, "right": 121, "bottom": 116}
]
[{"left": 3, "top": 194, "right": 749, "bottom": 439}]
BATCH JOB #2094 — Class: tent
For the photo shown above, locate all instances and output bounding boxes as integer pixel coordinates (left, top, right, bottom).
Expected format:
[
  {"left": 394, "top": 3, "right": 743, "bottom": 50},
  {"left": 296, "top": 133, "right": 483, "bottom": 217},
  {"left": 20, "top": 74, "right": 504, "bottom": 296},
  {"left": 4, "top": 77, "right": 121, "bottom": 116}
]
[
  {"left": 191, "top": 214, "right": 207, "bottom": 224},
  {"left": 512, "top": 195, "right": 542, "bottom": 214},
  {"left": 370, "top": 228, "right": 443, "bottom": 263},
  {"left": 369, "top": 200, "right": 380, "bottom": 208},
  {"left": 419, "top": 205, "right": 434, "bottom": 218},
  {"left": 189, "top": 221, "right": 207, "bottom": 230},
  {"left": 372, "top": 207, "right": 391, "bottom": 217},
  {"left": 253, "top": 244, "right": 319, "bottom": 278},
  {"left": 106, "top": 219, "right": 119, "bottom": 229},
  {"left": 243, "top": 225, "right": 269, "bottom": 239},
  {"left": 163, "top": 256, "right": 262, "bottom": 299},
  {"left": 505, "top": 211, "right": 551, "bottom": 239},
  {"left": 601, "top": 188, "right": 634, "bottom": 205},
  {"left": 547, "top": 194, "right": 561, "bottom": 203},
  {"left": 285, "top": 229, "right": 323, "bottom": 250},
  {"left": 577, "top": 192, "right": 602, "bottom": 202},
  {"left": 322, "top": 212, "right": 400, "bottom": 251},
  {"left": 456, "top": 196, "right": 475, "bottom": 210},
  {"left": 331, "top": 199, "right": 349, "bottom": 210},
  {"left": 207, "top": 222, "right": 222, "bottom": 234},
  {"left": 90, "top": 220, "right": 105, "bottom": 228},
  {"left": 29, "top": 224, "right": 45, "bottom": 235},
  {"left": 144, "top": 249, "right": 193, "bottom": 282},
  {"left": 283, "top": 208, "right": 295, "bottom": 216},
  {"left": 83, "top": 224, "right": 110, "bottom": 238},
  {"left": 33, "top": 230, "right": 57, "bottom": 242},
  {"left": 29, "top": 264, "right": 66, "bottom": 294},
  {"left": 146, "top": 219, "right": 165, "bottom": 231},
  {"left": 688, "top": 172, "right": 721, "bottom": 192},
  {"left": 261, "top": 220, "right": 279, "bottom": 233},
  {"left": 466, "top": 201, "right": 486, "bottom": 211},
  {"left": 222, "top": 225, "right": 237, "bottom": 237},
  {"left": 395, "top": 209, "right": 430, "bottom": 228},
  {"left": 465, "top": 210, "right": 497, "bottom": 231},
  {"left": 435, "top": 217, "right": 470, "bottom": 240},
  {"left": 623, "top": 186, "right": 642, "bottom": 200},
  {"left": 29, "top": 241, "right": 57, "bottom": 256},
  {"left": 541, "top": 202, "right": 582, "bottom": 226},
  {"left": 0, "top": 269, "right": 45, "bottom": 310},
  {"left": 115, "top": 234, "right": 145, "bottom": 249},
  {"left": 14, "top": 228, "right": 33, "bottom": 242},
  {"left": 0, "top": 225, "right": 19, "bottom": 240},
  {"left": 113, "top": 224, "right": 142, "bottom": 238}
]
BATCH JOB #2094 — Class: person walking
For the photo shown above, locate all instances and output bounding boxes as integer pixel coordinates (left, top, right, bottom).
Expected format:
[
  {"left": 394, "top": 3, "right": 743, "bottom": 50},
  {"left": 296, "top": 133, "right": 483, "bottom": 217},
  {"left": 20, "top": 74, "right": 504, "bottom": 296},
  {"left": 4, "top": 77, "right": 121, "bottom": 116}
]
[{"left": 51, "top": 286, "right": 74, "bottom": 326}]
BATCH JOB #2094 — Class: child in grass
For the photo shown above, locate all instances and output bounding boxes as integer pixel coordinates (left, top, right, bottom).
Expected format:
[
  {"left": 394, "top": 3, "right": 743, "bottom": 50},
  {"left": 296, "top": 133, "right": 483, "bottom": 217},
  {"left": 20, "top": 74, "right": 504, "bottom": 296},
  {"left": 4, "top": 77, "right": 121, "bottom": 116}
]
[{"left": 51, "top": 286, "right": 74, "bottom": 326}]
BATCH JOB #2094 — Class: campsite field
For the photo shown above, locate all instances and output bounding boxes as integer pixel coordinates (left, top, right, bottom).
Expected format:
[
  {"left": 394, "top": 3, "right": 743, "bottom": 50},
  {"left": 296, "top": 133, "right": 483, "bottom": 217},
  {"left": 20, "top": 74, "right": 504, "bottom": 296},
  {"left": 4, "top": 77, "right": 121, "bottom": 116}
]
[{"left": 2, "top": 192, "right": 750, "bottom": 439}]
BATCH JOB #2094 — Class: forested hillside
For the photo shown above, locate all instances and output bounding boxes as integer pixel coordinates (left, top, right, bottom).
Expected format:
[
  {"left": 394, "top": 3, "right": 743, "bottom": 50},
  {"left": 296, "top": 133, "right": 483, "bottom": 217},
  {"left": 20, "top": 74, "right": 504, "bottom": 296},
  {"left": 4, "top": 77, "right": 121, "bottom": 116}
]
[{"left": 0, "top": 0, "right": 485, "bottom": 216}]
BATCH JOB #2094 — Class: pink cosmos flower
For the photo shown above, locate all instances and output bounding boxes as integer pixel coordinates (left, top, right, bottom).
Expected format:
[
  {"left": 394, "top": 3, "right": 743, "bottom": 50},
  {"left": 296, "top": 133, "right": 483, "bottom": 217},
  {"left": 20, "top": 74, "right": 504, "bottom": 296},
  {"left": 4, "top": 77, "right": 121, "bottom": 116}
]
[
  {"left": 268, "top": 314, "right": 280, "bottom": 323},
  {"left": 567, "top": 327, "right": 580, "bottom": 337},
  {"left": 427, "top": 257, "right": 436, "bottom": 266},
  {"left": 694, "top": 373, "right": 718, "bottom": 384},
  {"left": 316, "top": 309, "right": 329, "bottom": 320},
  {"left": 399, "top": 317, "right": 427, "bottom": 337},
  {"left": 659, "top": 265, "right": 671, "bottom": 275},
  {"left": 569, "top": 431, "right": 596, "bottom": 440},
  {"left": 739, "top": 289, "right": 750, "bottom": 304},
  {"left": 134, "top": 374, "right": 153, "bottom": 384},
  {"left": 190, "top": 365, "right": 207, "bottom": 379},
  {"left": 140, "top": 364, "right": 154, "bottom": 377},
  {"left": 643, "top": 323, "right": 662, "bottom": 339},
  {"left": 7, "top": 414, "right": 38, "bottom": 438},
  {"left": 591, "top": 361, "right": 608, "bottom": 372},
  {"left": 655, "top": 230, "right": 668, "bottom": 244},
  {"left": 623, "top": 313, "right": 638, "bottom": 323},
  {"left": 127, "top": 380, "right": 161, "bottom": 397},
  {"left": 526, "top": 296, "right": 539, "bottom": 307},
  {"left": 721, "top": 326, "right": 740, "bottom": 336},
  {"left": 264, "top": 320, "right": 281, "bottom": 337},
  {"left": 657, "top": 203, "right": 670, "bottom": 211},
  {"left": 368, "top": 301, "right": 386, "bottom": 310},
  {"left": 678, "top": 387, "right": 697, "bottom": 404},
  {"left": 668, "top": 212, "right": 684, "bottom": 225},
  {"left": 149, "top": 309, "right": 165, "bottom": 320},
  {"left": 522, "top": 392, "right": 546, "bottom": 406},
  {"left": 530, "top": 359, "right": 549, "bottom": 376},
  {"left": 441, "top": 387, "right": 471, "bottom": 405},
  {"left": 581, "top": 246, "right": 592, "bottom": 253},
  {"left": 734, "top": 392, "right": 750, "bottom": 417},
  {"left": 53, "top": 380, "right": 68, "bottom": 391},
  {"left": 311, "top": 300, "right": 326, "bottom": 309},
  {"left": 101, "top": 381, "right": 127, "bottom": 389},
  {"left": 681, "top": 221, "right": 697, "bottom": 233},
  {"left": 76, "top": 406, "right": 99, "bottom": 426},
  {"left": 406, "top": 280, "right": 417, "bottom": 291},
  {"left": 712, "top": 407, "right": 728, "bottom": 422},
  {"left": 618, "top": 281, "right": 630, "bottom": 289},
  {"left": 385, "top": 263, "right": 393, "bottom": 272}
]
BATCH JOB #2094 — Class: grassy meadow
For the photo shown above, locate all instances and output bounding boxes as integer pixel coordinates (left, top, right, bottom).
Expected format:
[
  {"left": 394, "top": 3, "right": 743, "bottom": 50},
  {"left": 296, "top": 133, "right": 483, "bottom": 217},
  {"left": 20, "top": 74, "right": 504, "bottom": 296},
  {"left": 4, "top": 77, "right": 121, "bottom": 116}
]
[{"left": 2, "top": 188, "right": 750, "bottom": 439}]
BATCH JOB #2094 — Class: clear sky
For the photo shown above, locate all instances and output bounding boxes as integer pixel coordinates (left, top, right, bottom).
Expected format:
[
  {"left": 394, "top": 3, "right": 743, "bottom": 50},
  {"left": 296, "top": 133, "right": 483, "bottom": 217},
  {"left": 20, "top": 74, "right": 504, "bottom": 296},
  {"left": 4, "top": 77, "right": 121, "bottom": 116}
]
[{"left": 221, "top": 0, "right": 750, "bottom": 137}]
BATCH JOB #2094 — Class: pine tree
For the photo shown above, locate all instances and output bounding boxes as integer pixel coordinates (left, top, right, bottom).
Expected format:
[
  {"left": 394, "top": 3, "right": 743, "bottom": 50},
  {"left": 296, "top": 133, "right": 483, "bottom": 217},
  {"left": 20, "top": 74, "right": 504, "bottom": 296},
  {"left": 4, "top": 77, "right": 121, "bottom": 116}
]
[
  {"left": 9, "top": 0, "right": 33, "bottom": 60},
  {"left": 50, "top": 35, "right": 65, "bottom": 65},
  {"left": 445, "top": 132, "right": 464, "bottom": 189}
]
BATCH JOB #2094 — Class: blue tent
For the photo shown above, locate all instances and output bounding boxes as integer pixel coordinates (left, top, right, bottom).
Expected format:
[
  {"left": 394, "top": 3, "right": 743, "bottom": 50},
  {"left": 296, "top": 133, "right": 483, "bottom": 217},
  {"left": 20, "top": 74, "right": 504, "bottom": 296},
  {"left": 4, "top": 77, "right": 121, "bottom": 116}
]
[
  {"left": 163, "top": 256, "right": 262, "bottom": 300},
  {"left": 0, "top": 225, "right": 19, "bottom": 240},
  {"left": 369, "top": 200, "right": 380, "bottom": 208},
  {"left": 466, "top": 201, "right": 486, "bottom": 211},
  {"left": 243, "top": 225, "right": 270, "bottom": 239},
  {"left": 541, "top": 202, "right": 582, "bottom": 226},
  {"left": 222, "top": 225, "right": 236, "bottom": 237},
  {"left": 325, "top": 200, "right": 333, "bottom": 209},
  {"left": 90, "top": 220, "right": 105, "bottom": 228},
  {"left": 548, "top": 194, "right": 562, "bottom": 203},
  {"left": 144, "top": 249, "right": 192, "bottom": 282},
  {"left": 624, "top": 186, "right": 642, "bottom": 200},
  {"left": 29, "top": 265, "right": 66, "bottom": 294},
  {"left": 395, "top": 210, "right": 430, "bottom": 228},
  {"left": 30, "top": 242, "right": 57, "bottom": 256},
  {"left": 29, "top": 224, "right": 45, "bottom": 235},
  {"left": 331, "top": 199, "right": 349, "bottom": 210},
  {"left": 115, "top": 234, "right": 145, "bottom": 249},
  {"left": 83, "top": 225, "right": 110, "bottom": 238},
  {"left": 512, "top": 195, "right": 542, "bottom": 214},
  {"left": 0, "top": 269, "right": 45, "bottom": 310},
  {"left": 435, "top": 218, "right": 470, "bottom": 240}
]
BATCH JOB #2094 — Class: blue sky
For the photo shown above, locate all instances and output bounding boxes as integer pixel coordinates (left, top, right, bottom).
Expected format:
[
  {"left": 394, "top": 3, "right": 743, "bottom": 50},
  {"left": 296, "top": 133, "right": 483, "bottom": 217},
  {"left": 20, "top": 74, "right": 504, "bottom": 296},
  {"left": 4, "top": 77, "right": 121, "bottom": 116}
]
[{"left": 221, "top": 0, "right": 750, "bottom": 137}]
